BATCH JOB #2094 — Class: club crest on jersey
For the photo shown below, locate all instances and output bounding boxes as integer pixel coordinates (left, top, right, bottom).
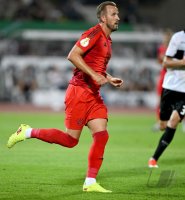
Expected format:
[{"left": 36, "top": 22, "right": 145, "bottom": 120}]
[{"left": 80, "top": 37, "right": 90, "bottom": 47}]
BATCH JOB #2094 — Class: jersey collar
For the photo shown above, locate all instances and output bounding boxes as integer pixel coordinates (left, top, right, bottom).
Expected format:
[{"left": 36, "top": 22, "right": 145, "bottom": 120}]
[{"left": 98, "top": 23, "right": 112, "bottom": 41}]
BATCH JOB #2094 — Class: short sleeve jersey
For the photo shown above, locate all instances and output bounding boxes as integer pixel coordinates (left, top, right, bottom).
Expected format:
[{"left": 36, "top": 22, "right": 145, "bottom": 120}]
[
  {"left": 163, "top": 30, "right": 185, "bottom": 92},
  {"left": 69, "top": 24, "right": 112, "bottom": 93}
]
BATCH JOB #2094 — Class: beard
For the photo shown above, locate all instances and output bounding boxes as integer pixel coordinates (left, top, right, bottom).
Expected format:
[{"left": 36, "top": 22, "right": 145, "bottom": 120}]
[{"left": 107, "top": 23, "right": 119, "bottom": 32}]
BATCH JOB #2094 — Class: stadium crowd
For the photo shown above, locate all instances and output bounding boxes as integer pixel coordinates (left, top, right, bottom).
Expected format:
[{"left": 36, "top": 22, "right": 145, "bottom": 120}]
[
  {"left": 0, "top": 0, "right": 173, "bottom": 107},
  {"left": 0, "top": 0, "right": 141, "bottom": 24}
]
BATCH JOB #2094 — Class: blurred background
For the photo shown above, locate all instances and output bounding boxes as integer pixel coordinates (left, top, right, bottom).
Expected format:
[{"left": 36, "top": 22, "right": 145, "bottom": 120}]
[{"left": 0, "top": 0, "right": 185, "bottom": 111}]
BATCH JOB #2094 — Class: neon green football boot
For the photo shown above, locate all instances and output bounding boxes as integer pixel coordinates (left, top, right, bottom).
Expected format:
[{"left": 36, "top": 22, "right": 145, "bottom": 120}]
[
  {"left": 7, "top": 124, "right": 31, "bottom": 148},
  {"left": 83, "top": 182, "right": 112, "bottom": 193}
]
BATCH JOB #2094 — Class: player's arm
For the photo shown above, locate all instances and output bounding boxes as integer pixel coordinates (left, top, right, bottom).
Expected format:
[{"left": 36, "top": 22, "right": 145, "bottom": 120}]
[
  {"left": 163, "top": 32, "right": 185, "bottom": 68},
  {"left": 105, "top": 72, "right": 123, "bottom": 88},
  {"left": 162, "top": 56, "right": 185, "bottom": 68},
  {"left": 67, "top": 45, "right": 107, "bottom": 85},
  {"left": 157, "top": 46, "right": 165, "bottom": 64}
]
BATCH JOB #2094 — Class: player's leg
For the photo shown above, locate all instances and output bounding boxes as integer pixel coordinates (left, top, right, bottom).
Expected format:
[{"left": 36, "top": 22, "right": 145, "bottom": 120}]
[
  {"left": 149, "top": 91, "right": 185, "bottom": 168},
  {"left": 83, "top": 118, "right": 111, "bottom": 193},
  {"left": 86, "top": 118, "right": 108, "bottom": 179},
  {"left": 7, "top": 124, "right": 81, "bottom": 148},
  {"left": 7, "top": 84, "right": 84, "bottom": 148},
  {"left": 31, "top": 128, "right": 81, "bottom": 147},
  {"left": 150, "top": 92, "right": 185, "bottom": 167},
  {"left": 150, "top": 110, "right": 179, "bottom": 163},
  {"left": 149, "top": 88, "right": 172, "bottom": 167}
]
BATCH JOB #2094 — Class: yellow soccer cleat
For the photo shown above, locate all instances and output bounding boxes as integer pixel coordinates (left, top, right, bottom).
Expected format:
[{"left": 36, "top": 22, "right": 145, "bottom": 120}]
[
  {"left": 83, "top": 182, "right": 112, "bottom": 193},
  {"left": 7, "top": 124, "right": 31, "bottom": 148}
]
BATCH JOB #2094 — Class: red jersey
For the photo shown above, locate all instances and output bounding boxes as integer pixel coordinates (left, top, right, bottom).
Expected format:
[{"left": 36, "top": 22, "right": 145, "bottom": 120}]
[
  {"left": 69, "top": 24, "right": 112, "bottom": 93},
  {"left": 156, "top": 44, "right": 167, "bottom": 95},
  {"left": 157, "top": 44, "right": 167, "bottom": 64}
]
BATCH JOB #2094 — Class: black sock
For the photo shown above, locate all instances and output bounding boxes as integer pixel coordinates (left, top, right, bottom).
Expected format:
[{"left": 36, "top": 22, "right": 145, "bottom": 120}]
[{"left": 153, "top": 126, "right": 176, "bottom": 161}]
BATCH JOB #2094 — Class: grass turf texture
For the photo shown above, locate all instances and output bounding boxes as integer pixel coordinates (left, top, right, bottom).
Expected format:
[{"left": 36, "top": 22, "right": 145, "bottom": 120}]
[{"left": 0, "top": 111, "right": 185, "bottom": 200}]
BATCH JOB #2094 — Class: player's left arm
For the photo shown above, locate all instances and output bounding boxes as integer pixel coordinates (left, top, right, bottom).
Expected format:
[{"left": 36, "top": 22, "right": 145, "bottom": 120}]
[{"left": 106, "top": 72, "right": 124, "bottom": 88}]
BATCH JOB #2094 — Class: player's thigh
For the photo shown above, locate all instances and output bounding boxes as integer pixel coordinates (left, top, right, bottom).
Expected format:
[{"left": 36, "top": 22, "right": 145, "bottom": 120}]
[
  {"left": 65, "top": 85, "right": 87, "bottom": 130},
  {"left": 87, "top": 118, "right": 107, "bottom": 134},
  {"left": 167, "top": 97, "right": 185, "bottom": 128},
  {"left": 160, "top": 89, "right": 173, "bottom": 121}
]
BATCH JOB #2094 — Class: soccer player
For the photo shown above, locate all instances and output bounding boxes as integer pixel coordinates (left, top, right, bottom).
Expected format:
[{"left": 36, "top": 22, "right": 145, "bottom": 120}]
[
  {"left": 148, "top": 30, "right": 185, "bottom": 168},
  {"left": 7, "top": 1, "right": 123, "bottom": 193},
  {"left": 152, "top": 29, "right": 173, "bottom": 132}
]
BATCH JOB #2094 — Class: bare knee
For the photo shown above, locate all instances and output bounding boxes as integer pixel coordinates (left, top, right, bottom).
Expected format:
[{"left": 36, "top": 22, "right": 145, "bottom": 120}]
[
  {"left": 167, "top": 111, "right": 181, "bottom": 129},
  {"left": 167, "top": 119, "right": 179, "bottom": 129}
]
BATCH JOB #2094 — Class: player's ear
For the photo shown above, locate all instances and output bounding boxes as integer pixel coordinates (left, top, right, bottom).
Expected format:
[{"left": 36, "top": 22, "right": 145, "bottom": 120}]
[{"left": 101, "top": 15, "right": 106, "bottom": 23}]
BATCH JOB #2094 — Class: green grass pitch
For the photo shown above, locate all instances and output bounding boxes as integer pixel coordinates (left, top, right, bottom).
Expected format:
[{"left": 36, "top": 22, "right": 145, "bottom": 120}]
[{"left": 0, "top": 111, "right": 185, "bottom": 200}]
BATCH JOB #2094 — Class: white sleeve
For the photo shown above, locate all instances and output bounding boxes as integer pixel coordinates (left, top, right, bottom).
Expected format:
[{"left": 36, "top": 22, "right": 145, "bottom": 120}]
[{"left": 165, "top": 33, "right": 180, "bottom": 57}]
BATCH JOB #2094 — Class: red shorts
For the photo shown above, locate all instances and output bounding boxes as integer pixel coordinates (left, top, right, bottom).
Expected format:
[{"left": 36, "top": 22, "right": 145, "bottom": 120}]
[{"left": 64, "top": 84, "right": 108, "bottom": 130}]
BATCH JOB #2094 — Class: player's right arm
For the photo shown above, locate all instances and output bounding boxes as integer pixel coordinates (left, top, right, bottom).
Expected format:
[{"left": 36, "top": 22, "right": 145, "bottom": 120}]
[
  {"left": 163, "top": 56, "right": 185, "bottom": 68},
  {"left": 67, "top": 45, "right": 107, "bottom": 85},
  {"left": 163, "top": 32, "right": 185, "bottom": 68}
]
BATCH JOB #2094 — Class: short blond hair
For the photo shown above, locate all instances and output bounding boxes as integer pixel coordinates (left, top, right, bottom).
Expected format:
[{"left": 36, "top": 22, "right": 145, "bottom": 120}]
[{"left": 96, "top": 1, "right": 117, "bottom": 21}]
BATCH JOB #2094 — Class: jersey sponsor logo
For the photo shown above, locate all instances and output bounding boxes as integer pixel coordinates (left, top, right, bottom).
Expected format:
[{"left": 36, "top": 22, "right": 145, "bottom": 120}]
[
  {"left": 180, "top": 105, "right": 185, "bottom": 115},
  {"left": 80, "top": 37, "right": 90, "bottom": 47}
]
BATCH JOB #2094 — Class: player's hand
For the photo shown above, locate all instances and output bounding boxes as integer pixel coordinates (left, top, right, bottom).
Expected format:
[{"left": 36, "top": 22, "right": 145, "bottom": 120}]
[
  {"left": 109, "top": 77, "right": 124, "bottom": 88},
  {"left": 92, "top": 73, "right": 108, "bottom": 85}
]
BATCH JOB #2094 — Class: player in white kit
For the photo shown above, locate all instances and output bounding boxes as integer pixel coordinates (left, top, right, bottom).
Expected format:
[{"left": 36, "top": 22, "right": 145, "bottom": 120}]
[{"left": 148, "top": 30, "right": 185, "bottom": 168}]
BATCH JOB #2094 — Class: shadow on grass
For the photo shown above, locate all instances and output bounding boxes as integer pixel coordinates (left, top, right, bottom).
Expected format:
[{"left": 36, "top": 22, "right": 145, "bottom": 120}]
[{"left": 161, "top": 157, "right": 185, "bottom": 166}]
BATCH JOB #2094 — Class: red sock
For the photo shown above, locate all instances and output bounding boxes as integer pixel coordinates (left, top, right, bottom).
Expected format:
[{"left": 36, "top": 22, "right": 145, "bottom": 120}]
[
  {"left": 31, "top": 128, "right": 78, "bottom": 148},
  {"left": 87, "top": 130, "right": 109, "bottom": 178}
]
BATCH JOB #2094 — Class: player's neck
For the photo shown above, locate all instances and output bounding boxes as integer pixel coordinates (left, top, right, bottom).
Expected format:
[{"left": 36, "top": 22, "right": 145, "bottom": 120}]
[{"left": 99, "top": 23, "right": 111, "bottom": 37}]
